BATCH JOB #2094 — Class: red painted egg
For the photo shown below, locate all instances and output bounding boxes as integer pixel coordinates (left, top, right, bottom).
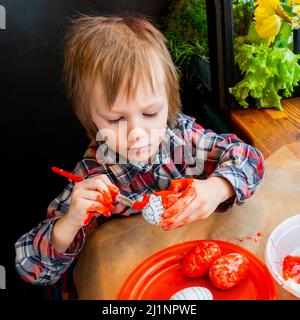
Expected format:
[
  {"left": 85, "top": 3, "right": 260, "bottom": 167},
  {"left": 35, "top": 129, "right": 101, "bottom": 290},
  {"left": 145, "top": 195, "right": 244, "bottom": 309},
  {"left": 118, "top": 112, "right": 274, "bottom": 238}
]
[
  {"left": 153, "top": 190, "right": 182, "bottom": 209},
  {"left": 209, "top": 253, "right": 249, "bottom": 290},
  {"left": 181, "top": 241, "right": 222, "bottom": 278}
]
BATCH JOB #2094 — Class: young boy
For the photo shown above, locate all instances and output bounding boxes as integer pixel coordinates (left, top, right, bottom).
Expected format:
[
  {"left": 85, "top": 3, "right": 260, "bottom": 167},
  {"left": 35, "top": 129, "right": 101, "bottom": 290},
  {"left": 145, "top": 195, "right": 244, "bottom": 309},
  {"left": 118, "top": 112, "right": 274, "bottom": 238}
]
[{"left": 15, "top": 15, "right": 265, "bottom": 299}]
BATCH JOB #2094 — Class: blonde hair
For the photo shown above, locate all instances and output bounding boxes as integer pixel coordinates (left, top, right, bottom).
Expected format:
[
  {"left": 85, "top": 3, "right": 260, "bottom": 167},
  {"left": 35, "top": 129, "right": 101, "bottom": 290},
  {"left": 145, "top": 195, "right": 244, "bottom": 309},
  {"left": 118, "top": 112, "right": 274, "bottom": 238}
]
[{"left": 63, "top": 14, "right": 182, "bottom": 139}]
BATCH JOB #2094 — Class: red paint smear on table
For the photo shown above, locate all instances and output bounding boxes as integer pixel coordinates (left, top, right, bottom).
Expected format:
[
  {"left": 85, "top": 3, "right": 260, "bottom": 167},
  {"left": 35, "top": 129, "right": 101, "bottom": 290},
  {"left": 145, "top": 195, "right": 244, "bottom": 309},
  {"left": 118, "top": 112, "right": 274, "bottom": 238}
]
[{"left": 226, "top": 232, "right": 263, "bottom": 244}]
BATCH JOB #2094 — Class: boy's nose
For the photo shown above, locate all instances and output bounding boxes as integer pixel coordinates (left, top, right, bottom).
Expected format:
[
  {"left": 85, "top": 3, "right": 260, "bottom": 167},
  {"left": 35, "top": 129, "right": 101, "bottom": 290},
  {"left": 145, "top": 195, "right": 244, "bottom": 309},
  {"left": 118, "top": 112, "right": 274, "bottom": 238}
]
[{"left": 127, "top": 127, "right": 148, "bottom": 146}]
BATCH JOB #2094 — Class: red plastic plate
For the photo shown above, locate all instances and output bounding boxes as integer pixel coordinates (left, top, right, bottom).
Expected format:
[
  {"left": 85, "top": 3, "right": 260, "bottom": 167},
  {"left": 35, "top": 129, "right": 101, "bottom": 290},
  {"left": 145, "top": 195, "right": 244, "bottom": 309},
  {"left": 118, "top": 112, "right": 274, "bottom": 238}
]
[{"left": 118, "top": 240, "right": 277, "bottom": 300}]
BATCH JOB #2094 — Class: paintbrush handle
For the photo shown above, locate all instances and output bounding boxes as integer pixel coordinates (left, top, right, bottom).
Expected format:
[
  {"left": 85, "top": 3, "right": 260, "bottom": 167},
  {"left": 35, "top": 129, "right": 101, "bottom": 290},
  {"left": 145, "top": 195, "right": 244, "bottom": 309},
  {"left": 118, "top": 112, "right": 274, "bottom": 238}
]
[
  {"left": 51, "top": 166, "right": 84, "bottom": 182},
  {"left": 115, "top": 193, "right": 134, "bottom": 208}
]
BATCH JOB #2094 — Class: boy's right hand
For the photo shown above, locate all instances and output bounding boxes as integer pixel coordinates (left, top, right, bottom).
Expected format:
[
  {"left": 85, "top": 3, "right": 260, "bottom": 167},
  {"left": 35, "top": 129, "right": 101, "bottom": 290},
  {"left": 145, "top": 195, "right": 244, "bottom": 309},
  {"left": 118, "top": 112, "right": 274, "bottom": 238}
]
[{"left": 65, "top": 174, "right": 119, "bottom": 228}]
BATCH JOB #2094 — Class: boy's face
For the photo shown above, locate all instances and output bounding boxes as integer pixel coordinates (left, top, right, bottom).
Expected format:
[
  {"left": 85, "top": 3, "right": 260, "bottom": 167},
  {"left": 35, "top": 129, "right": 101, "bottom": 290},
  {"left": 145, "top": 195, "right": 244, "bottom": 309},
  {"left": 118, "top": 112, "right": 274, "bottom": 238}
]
[{"left": 91, "top": 69, "right": 169, "bottom": 163}]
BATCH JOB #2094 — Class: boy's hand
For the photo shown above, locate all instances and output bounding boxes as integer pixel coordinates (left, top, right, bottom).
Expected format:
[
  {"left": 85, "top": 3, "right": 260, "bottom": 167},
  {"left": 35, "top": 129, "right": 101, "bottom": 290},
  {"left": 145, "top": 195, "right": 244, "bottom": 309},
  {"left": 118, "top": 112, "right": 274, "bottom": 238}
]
[
  {"left": 65, "top": 174, "right": 119, "bottom": 227},
  {"left": 161, "top": 177, "right": 235, "bottom": 230}
]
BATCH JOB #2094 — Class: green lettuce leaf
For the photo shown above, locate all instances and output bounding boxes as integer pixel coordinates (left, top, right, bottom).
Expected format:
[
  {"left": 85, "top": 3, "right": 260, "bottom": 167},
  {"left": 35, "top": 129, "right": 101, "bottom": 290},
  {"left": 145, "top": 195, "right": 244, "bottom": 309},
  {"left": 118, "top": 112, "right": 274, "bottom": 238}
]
[{"left": 229, "top": 43, "right": 300, "bottom": 110}]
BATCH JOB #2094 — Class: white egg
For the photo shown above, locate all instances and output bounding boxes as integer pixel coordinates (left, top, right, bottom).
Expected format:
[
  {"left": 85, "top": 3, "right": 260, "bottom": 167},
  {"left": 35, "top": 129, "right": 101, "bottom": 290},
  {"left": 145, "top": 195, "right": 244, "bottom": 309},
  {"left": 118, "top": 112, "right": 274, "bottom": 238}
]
[
  {"left": 169, "top": 287, "right": 213, "bottom": 300},
  {"left": 141, "top": 195, "right": 164, "bottom": 225}
]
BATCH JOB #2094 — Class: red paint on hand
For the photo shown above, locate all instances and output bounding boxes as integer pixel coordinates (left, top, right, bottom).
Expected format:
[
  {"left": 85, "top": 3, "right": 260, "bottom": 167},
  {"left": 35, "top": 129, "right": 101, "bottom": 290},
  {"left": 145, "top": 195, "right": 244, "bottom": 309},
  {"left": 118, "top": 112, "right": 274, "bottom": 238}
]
[
  {"left": 168, "top": 178, "right": 193, "bottom": 193},
  {"left": 83, "top": 212, "right": 93, "bottom": 226},
  {"left": 282, "top": 255, "right": 300, "bottom": 284},
  {"left": 132, "top": 190, "right": 182, "bottom": 211},
  {"left": 108, "top": 184, "right": 119, "bottom": 201},
  {"left": 84, "top": 197, "right": 116, "bottom": 225},
  {"left": 163, "top": 179, "right": 196, "bottom": 219},
  {"left": 153, "top": 190, "right": 182, "bottom": 209},
  {"left": 181, "top": 241, "right": 222, "bottom": 278},
  {"left": 88, "top": 203, "right": 112, "bottom": 217},
  {"left": 101, "top": 189, "right": 112, "bottom": 204}
]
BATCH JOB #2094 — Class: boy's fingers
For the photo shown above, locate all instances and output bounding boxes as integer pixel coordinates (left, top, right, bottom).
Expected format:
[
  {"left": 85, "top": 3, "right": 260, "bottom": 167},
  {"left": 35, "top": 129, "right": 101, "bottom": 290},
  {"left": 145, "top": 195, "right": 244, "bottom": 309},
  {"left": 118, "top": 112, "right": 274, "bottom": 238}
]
[
  {"left": 96, "top": 179, "right": 112, "bottom": 204},
  {"left": 87, "top": 202, "right": 112, "bottom": 217},
  {"left": 76, "top": 189, "right": 105, "bottom": 203},
  {"left": 78, "top": 175, "right": 119, "bottom": 203},
  {"left": 107, "top": 184, "right": 119, "bottom": 200},
  {"left": 83, "top": 177, "right": 113, "bottom": 204},
  {"left": 99, "top": 174, "right": 115, "bottom": 187},
  {"left": 168, "top": 179, "right": 193, "bottom": 192},
  {"left": 163, "top": 220, "right": 189, "bottom": 231},
  {"left": 99, "top": 175, "right": 120, "bottom": 200},
  {"left": 93, "top": 192, "right": 114, "bottom": 210},
  {"left": 180, "top": 183, "right": 194, "bottom": 198},
  {"left": 168, "top": 179, "right": 180, "bottom": 192},
  {"left": 162, "top": 200, "right": 197, "bottom": 226},
  {"left": 162, "top": 186, "right": 196, "bottom": 219}
]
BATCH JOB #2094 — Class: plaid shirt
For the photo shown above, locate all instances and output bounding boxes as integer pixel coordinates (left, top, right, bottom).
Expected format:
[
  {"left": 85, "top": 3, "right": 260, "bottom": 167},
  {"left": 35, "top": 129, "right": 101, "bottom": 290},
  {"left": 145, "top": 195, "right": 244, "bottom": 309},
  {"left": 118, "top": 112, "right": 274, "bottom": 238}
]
[{"left": 15, "top": 112, "right": 265, "bottom": 295}]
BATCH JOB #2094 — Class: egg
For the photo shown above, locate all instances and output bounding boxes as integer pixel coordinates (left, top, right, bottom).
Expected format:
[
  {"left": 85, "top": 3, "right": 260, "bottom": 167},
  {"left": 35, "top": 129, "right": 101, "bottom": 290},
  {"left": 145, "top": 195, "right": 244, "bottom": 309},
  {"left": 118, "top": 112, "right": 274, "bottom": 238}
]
[
  {"left": 209, "top": 253, "right": 249, "bottom": 290},
  {"left": 169, "top": 286, "right": 213, "bottom": 300},
  {"left": 141, "top": 194, "right": 164, "bottom": 225}
]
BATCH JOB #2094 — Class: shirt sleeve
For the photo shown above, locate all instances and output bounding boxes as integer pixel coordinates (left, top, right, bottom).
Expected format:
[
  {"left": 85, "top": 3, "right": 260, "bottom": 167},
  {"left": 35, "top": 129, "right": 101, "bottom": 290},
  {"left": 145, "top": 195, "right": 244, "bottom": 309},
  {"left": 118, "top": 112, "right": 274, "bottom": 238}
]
[
  {"left": 15, "top": 162, "right": 86, "bottom": 285},
  {"left": 189, "top": 122, "right": 265, "bottom": 212}
]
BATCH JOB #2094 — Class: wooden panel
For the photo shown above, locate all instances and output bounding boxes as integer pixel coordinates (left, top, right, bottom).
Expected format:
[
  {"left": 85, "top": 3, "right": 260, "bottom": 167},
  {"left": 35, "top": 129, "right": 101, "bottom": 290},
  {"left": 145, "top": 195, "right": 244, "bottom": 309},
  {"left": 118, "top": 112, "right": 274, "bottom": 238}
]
[{"left": 230, "top": 98, "right": 300, "bottom": 159}]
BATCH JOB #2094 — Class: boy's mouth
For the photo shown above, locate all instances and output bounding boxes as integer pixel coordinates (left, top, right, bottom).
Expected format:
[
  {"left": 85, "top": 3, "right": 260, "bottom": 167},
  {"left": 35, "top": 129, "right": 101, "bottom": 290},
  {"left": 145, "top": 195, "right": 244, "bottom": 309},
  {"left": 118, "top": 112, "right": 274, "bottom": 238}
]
[{"left": 128, "top": 144, "right": 150, "bottom": 151}]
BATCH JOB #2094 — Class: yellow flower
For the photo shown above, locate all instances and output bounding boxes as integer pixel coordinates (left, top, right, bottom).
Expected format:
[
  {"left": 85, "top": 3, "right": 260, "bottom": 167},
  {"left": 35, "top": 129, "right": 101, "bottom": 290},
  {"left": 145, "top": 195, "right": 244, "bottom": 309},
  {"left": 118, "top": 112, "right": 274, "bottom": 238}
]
[
  {"left": 256, "top": 14, "right": 282, "bottom": 45},
  {"left": 289, "top": 0, "right": 300, "bottom": 4},
  {"left": 255, "top": 0, "right": 291, "bottom": 46}
]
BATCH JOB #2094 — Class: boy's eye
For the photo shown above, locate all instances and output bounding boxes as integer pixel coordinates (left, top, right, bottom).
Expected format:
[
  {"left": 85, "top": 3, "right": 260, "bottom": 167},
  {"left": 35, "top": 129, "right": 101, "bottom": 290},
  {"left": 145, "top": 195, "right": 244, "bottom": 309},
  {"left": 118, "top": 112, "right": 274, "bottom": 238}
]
[
  {"left": 107, "top": 117, "right": 124, "bottom": 124},
  {"left": 108, "top": 112, "right": 158, "bottom": 124},
  {"left": 143, "top": 112, "right": 158, "bottom": 117}
]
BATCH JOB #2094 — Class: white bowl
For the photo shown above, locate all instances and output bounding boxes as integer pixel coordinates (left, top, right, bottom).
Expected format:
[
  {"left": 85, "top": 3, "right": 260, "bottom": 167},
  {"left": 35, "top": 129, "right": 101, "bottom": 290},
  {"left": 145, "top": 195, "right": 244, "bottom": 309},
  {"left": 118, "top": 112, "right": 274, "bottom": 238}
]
[{"left": 265, "top": 214, "right": 300, "bottom": 298}]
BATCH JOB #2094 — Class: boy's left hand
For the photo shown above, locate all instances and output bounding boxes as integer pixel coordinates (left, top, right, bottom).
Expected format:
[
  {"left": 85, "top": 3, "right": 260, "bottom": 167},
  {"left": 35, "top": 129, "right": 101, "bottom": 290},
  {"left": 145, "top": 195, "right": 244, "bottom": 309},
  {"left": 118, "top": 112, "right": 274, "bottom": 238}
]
[{"left": 161, "top": 177, "right": 235, "bottom": 230}]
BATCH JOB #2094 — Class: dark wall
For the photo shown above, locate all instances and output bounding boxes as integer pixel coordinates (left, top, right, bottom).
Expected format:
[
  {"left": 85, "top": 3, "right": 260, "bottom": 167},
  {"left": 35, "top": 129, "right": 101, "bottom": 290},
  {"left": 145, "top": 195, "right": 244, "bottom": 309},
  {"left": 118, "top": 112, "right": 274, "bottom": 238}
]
[{"left": 0, "top": 0, "right": 171, "bottom": 300}]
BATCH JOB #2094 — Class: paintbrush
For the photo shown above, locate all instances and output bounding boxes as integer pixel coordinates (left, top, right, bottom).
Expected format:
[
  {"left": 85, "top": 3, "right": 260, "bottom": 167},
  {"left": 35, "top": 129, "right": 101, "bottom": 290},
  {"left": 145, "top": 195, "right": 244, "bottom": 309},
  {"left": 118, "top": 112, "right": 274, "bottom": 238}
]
[{"left": 51, "top": 166, "right": 134, "bottom": 208}]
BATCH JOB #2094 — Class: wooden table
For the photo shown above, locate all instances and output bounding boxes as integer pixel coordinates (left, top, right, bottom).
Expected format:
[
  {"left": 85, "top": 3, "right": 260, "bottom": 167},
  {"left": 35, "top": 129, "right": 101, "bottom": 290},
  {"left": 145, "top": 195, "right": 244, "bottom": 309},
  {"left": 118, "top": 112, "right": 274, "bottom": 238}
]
[
  {"left": 230, "top": 97, "right": 300, "bottom": 160},
  {"left": 74, "top": 141, "right": 300, "bottom": 300}
]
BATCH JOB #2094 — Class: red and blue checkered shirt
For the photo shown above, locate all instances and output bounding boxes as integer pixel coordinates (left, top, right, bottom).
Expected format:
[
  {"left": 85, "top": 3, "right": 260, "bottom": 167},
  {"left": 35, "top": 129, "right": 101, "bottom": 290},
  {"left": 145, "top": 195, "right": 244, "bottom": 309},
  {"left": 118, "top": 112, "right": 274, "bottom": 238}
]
[{"left": 15, "top": 112, "right": 265, "bottom": 298}]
